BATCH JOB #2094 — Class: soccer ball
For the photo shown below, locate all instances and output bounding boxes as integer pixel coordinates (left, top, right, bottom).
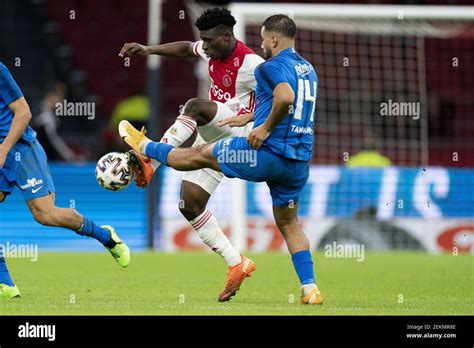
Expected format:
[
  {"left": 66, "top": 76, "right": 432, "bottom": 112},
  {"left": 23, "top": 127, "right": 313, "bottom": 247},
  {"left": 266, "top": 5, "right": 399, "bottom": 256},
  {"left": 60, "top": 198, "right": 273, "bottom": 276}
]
[{"left": 95, "top": 152, "right": 133, "bottom": 191}]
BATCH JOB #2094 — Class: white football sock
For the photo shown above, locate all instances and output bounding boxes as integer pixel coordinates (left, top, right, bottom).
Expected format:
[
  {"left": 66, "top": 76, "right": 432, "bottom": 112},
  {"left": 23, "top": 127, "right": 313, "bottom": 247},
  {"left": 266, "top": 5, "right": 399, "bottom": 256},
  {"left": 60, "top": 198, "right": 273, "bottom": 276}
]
[
  {"left": 302, "top": 283, "right": 318, "bottom": 295},
  {"left": 161, "top": 115, "right": 197, "bottom": 147},
  {"left": 190, "top": 209, "right": 242, "bottom": 267}
]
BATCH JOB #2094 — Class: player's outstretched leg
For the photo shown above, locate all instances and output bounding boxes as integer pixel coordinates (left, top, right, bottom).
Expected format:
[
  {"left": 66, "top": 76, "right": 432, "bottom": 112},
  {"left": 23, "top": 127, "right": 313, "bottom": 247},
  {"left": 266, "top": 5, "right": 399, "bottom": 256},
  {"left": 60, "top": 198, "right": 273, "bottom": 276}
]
[
  {"left": 119, "top": 120, "right": 220, "bottom": 172},
  {"left": 26, "top": 194, "right": 130, "bottom": 268},
  {"left": 0, "top": 249, "right": 20, "bottom": 298},
  {"left": 273, "top": 204, "right": 323, "bottom": 305},
  {"left": 120, "top": 98, "right": 218, "bottom": 187}
]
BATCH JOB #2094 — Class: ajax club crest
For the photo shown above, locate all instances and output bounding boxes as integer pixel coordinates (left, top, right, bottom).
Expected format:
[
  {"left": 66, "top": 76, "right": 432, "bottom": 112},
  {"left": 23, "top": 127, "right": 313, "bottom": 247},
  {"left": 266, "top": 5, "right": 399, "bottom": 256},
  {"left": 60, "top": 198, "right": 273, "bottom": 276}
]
[{"left": 222, "top": 74, "right": 232, "bottom": 87}]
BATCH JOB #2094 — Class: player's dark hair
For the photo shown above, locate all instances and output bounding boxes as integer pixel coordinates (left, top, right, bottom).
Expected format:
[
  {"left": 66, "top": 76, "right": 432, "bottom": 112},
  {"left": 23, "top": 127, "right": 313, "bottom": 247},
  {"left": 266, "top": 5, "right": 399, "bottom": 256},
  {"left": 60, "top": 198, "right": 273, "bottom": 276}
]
[
  {"left": 194, "top": 7, "right": 236, "bottom": 31},
  {"left": 262, "top": 14, "right": 296, "bottom": 39}
]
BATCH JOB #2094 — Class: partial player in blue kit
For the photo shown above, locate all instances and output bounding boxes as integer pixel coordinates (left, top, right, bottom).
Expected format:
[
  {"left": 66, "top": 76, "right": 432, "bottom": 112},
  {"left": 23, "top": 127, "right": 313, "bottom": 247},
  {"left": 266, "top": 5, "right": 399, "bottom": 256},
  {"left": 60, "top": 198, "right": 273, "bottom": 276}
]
[
  {"left": 0, "top": 62, "right": 130, "bottom": 299},
  {"left": 120, "top": 14, "right": 322, "bottom": 304}
]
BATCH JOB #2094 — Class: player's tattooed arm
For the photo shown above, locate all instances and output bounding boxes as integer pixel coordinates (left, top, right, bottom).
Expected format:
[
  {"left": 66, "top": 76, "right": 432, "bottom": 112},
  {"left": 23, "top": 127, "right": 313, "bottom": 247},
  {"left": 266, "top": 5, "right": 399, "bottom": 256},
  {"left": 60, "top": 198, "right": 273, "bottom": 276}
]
[
  {"left": 119, "top": 41, "right": 196, "bottom": 58},
  {"left": 247, "top": 83, "right": 295, "bottom": 149},
  {"left": 0, "top": 97, "right": 32, "bottom": 167}
]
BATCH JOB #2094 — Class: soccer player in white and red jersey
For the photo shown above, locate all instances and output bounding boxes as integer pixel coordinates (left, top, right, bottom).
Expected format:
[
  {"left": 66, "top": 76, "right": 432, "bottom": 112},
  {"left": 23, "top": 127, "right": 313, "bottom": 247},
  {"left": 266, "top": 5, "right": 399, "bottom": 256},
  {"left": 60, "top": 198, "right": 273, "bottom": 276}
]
[{"left": 119, "top": 8, "right": 264, "bottom": 301}]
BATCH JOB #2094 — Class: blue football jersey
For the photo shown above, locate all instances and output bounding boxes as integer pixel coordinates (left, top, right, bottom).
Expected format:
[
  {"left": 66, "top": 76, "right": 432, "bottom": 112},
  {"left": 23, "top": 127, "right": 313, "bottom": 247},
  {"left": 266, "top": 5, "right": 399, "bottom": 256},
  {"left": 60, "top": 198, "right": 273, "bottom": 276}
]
[
  {"left": 0, "top": 62, "right": 36, "bottom": 144},
  {"left": 253, "top": 48, "right": 317, "bottom": 161}
]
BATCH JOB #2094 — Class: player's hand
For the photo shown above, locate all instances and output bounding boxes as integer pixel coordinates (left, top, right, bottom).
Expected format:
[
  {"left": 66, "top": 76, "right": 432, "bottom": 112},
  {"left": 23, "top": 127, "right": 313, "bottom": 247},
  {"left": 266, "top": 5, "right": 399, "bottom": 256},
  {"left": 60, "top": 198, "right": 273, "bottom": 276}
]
[
  {"left": 119, "top": 43, "right": 149, "bottom": 57},
  {"left": 218, "top": 112, "right": 254, "bottom": 128},
  {"left": 247, "top": 124, "right": 271, "bottom": 150}
]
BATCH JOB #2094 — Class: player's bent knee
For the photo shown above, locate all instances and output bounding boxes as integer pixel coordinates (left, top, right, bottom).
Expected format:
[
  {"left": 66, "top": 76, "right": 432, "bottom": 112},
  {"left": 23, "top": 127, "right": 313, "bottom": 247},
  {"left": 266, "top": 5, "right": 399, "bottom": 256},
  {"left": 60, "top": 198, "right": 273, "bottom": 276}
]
[
  {"left": 183, "top": 98, "right": 204, "bottom": 118},
  {"left": 183, "top": 98, "right": 215, "bottom": 125},
  {"left": 0, "top": 192, "right": 7, "bottom": 203}
]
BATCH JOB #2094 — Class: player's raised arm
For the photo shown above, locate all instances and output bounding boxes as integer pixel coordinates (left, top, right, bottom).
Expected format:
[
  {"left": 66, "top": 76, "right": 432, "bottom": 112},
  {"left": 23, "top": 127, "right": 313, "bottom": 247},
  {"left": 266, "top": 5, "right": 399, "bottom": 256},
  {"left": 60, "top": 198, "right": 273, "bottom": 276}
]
[{"left": 118, "top": 41, "right": 196, "bottom": 58}]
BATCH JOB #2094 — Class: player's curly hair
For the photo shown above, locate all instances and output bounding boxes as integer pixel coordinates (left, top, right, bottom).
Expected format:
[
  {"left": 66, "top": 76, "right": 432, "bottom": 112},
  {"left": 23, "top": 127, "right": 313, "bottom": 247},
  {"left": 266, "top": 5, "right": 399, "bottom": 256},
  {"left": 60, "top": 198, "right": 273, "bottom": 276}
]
[{"left": 194, "top": 7, "right": 236, "bottom": 31}]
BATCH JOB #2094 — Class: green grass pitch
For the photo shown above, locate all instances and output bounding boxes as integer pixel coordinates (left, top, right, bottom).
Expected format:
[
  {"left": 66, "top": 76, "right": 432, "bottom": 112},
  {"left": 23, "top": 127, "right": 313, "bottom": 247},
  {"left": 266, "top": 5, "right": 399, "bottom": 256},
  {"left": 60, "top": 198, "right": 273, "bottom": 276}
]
[{"left": 0, "top": 251, "right": 472, "bottom": 315}]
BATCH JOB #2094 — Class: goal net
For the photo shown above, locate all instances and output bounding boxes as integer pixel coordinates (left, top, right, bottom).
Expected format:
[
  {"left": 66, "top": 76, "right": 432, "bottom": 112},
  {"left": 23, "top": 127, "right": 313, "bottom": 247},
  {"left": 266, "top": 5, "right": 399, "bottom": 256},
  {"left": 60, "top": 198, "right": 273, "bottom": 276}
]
[{"left": 231, "top": 3, "right": 474, "bottom": 167}]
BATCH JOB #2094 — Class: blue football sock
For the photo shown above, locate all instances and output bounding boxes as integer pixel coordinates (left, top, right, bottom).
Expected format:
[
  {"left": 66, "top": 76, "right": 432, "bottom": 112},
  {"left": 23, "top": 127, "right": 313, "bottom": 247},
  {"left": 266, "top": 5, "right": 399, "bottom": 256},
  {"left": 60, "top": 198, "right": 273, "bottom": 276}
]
[
  {"left": 144, "top": 142, "right": 173, "bottom": 165},
  {"left": 0, "top": 252, "right": 15, "bottom": 286},
  {"left": 291, "top": 250, "right": 315, "bottom": 285},
  {"left": 76, "top": 218, "right": 112, "bottom": 245}
]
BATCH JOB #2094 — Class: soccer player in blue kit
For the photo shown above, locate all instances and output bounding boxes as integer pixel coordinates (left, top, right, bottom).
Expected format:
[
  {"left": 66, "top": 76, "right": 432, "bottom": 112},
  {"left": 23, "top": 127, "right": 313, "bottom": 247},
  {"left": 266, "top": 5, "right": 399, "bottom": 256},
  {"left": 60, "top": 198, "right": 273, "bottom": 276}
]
[
  {"left": 120, "top": 14, "right": 322, "bottom": 304},
  {"left": 0, "top": 62, "right": 130, "bottom": 298}
]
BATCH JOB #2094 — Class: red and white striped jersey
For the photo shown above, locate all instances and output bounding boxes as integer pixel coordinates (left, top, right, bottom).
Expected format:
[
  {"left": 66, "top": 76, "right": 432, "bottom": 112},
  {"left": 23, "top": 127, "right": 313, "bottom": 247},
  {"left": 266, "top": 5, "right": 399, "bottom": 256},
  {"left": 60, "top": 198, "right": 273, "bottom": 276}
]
[{"left": 193, "top": 40, "right": 264, "bottom": 113}]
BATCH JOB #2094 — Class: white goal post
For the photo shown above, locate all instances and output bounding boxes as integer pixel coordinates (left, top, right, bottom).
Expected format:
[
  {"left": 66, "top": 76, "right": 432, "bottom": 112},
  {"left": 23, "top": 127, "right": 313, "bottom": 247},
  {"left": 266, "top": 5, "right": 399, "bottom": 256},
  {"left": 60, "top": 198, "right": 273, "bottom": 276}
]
[
  {"left": 227, "top": 3, "right": 474, "bottom": 252},
  {"left": 231, "top": 3, "right": 474, "bottom": 37}
]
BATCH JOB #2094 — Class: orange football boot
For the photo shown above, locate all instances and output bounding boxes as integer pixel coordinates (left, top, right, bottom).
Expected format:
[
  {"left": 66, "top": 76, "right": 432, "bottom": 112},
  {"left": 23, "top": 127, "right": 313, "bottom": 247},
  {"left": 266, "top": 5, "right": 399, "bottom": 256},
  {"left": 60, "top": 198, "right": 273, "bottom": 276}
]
[
  {"left": 118, "top": 120, "right": 153, "bottom": 188},
  {"left": 218, "top": 255, "right": 256, "bottom": 302},
  {"left": 128, "top": 150, "right": 153, "bottom": 188},
  {"left": 300, "top": 286, "right": 323, "bottom": 305}
]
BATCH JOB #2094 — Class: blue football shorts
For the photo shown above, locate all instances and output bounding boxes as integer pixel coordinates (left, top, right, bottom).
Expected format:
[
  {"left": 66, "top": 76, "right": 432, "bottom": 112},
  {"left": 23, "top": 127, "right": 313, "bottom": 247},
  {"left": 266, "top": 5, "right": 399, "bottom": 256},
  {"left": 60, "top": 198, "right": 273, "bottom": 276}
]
[
  {"left": 0, "top": 139, "right": 55, "bottom": 201},
  {"left": 212, "top": 136, "right": 309, "bottom": 207}
]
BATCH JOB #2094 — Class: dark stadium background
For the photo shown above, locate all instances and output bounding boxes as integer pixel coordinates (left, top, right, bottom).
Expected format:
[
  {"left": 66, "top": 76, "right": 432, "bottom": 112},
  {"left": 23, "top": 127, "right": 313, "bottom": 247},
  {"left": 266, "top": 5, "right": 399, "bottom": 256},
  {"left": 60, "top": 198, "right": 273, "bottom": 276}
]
[{"left": 1, "top": 0, "right": 473, "bottom": 166}]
